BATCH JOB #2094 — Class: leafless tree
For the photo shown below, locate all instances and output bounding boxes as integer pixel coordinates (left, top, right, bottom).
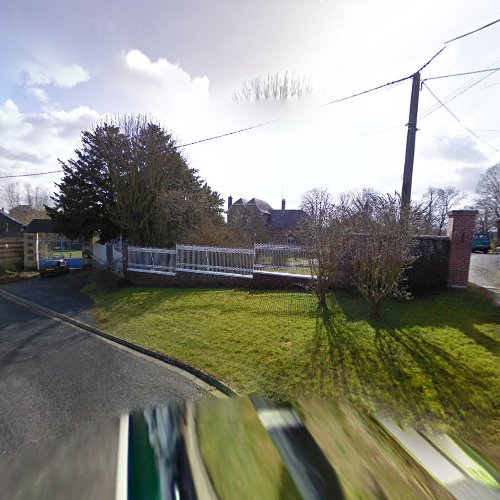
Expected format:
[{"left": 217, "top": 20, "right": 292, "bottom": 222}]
[
  {"left": 422, "top": 186, "right": 465, "bottom": 235},
  {"left": 346, "top": 192, "right": 422, "bottom": 316},
  {"left": 232, "top": 72, "right": 312, "bottom": 102},
  {"left": 0, "top": 182, "right": 51, "bottom": 224},
  {"left": 299, "top": 188, "right": 350, "bottom": 307},
  {"left": 475, "top": 163, "right": 500, "bottom": 231}
]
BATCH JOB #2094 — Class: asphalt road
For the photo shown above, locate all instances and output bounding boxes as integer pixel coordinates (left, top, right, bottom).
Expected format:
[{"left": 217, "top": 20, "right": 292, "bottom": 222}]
[
  {"left": 0, "top": 292, "right": 207, "bottom": 455},
  {"left": 469, "top": 253, "right": 500, "bottom": 290}
]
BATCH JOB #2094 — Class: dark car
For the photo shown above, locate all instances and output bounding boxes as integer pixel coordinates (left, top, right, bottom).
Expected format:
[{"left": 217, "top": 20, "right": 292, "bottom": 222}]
[
  {"left": 39, "top": 259, "right": 70, "bottom": 277},
  {"left": 472, "top": 233, "right": 490, "bottom": 253}
]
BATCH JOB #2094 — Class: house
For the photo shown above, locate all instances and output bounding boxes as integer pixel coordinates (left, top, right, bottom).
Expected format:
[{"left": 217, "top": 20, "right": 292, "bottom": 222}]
[
  {"left": 0, "top": 209, "right": 25, "bottom": 237},
  {"left": 227, "top": 196, "right": 307, "bottom": 244},
  {"left": 9, "top": 205, "right": 48, "bottom": 225}
]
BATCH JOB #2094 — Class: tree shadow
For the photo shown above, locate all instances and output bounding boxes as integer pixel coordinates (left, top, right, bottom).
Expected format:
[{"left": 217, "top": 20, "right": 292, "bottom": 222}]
[
  {"left": 306, "top": 299, "right": 379, "bottom": 406},
  {"left": 338, "top": 289, "right": 499, "bottom": 358},
  {"left": 306, "top": 291, "right": 498, "bottom": 432}
]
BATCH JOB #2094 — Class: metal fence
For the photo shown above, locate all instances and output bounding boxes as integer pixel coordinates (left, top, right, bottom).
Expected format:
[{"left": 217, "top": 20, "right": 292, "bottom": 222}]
[
  {"left": 176, "top": 244, "right": 254, "bottom": 278},
  {"left": 92, "top": 242, "right": 107, "bottom": 265},
  {"left": 254, "top": 244, "right": 312, "bottom": 276},
  {"left": 95, "top": 242, "right": 312, "bottom": 279},
  {"left": 128, "top": 246, "right": 176, "bottom": 275}
]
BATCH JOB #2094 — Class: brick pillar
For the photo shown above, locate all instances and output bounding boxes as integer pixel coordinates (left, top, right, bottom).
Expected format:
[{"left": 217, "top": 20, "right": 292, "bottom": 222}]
[
  {"left": 23, "top": 232, "right": 38, "bottom": 271},
  {"left": 446, "top": 210, "right": 477, "bottom": 287}
]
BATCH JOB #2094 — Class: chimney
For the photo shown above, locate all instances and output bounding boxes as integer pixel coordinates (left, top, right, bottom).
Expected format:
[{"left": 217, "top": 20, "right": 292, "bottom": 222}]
[
  {"left": 228, "top": 196, "right": 233, "bottom": 210},
  {"left": 281, "top": 199, "right": 286, "bottom": 212}
]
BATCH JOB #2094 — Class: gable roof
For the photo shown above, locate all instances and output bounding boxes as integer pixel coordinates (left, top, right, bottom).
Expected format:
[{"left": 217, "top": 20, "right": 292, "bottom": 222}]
[
  {"left": 232, "top": 198, "right": 248, "bottom": 206},
  {"left": 267, "top": 209, "right": 307, "bottom": 231},
  {"left": 247, "top": 198, "right": 273, "bottom": 213},
  {"left": 25, "top": 218, "right": 56, "bottom": 233},
  {"left": 0, "top": 210, "right": 24, "bottom": 227}
]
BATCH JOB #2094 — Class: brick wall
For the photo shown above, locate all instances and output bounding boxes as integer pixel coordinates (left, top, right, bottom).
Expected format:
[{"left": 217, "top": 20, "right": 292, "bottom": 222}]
[
  {"left": 126, "top": 269, "right": 313, "bottom": 290},
  {"left": 446, "top": 210, "right": 477, "bottom": 287}
]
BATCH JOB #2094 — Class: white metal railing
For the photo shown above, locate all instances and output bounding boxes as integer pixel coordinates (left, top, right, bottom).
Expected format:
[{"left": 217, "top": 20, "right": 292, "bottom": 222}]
[
  {"left": 128, "top": 246, "right": 176, "bottom": 275},
  {"left": 112, "top": 244, "right": 123, "bottom": 274},
  {"left": 254, "top": 244, "right": 312, "bottom": 276},
  {"left": 176, "top": 244, "right": 254, "bottom": 278},
  {"left": 92, "top": 242, "right": 107, "bottom": 265}
]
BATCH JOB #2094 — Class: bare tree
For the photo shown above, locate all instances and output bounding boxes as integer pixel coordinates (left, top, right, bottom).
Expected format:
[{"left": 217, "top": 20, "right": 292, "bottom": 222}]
[
  {"left": 422, "top": 186, "right": 465, "bottom": 235},
  {"left": 299, "top": 188, "right": 349, "bottom": 307},
  {"left": 0, "top": 181, "right": 51, "bottom": 224},
  {"left": 232, "top": 72, "right": 312, "bottom": 101},
  {"left": 475, "top": 163, "right": 500, "bottom": 231},
  {"left": 347, "top": 192, "right": 422, "bottom": 316}
]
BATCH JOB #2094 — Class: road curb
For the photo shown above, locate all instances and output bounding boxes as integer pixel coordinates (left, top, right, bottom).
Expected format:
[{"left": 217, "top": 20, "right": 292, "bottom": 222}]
[{"left": 0, "top": 289, "right": 239, "bottom": 398}]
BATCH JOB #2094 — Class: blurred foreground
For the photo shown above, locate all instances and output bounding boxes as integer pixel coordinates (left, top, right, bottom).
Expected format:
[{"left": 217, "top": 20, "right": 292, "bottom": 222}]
[{"left": 1, "top": 397, "right": 498, "bottom": 499}]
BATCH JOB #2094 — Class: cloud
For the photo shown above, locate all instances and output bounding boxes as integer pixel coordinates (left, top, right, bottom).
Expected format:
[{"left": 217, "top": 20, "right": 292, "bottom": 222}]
[
  {"left": 0, "top": 99, "right": 101, "bottom": 191},
  {"left": 26, "top": 86, "right": 49, "bottom": 103},
  {"left": 124, "top": 49, "right": 209, "bottom": 97},
  {"left": 23, "top": 62, "right": 90, "bottom": 88},
  {"left": 421, "top": 133, "right": 488, "bottom": 163}
]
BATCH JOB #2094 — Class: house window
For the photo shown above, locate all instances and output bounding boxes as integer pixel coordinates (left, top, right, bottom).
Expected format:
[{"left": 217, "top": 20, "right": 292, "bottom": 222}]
[{"left": 286, "top": 235, "right": 295, "bottom": 246}]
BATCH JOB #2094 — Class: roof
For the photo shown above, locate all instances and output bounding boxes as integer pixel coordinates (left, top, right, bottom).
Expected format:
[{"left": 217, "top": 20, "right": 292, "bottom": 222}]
[
  {"left": 0, "top": 210, "right": 24, "bottom": 228},
  {"left": 267, "top": 209, "right": 307, "bottom": 231},
  {"left": 232, "top": 198, "right": 248, "bottom": 206},
  {"left": 25, "top": 218, "right": 56, "bottom": 233},
  {"left": 247, "top": 198, "right": 273, "bottom": 213}
]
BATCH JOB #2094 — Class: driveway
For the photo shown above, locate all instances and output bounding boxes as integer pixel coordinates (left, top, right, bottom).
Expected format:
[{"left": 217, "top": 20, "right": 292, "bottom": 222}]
[
  {"left": 469, "top": 253, "right": 500, "bottom": 290},
  {"left": 1, "top": 271, "right": 97, "bottom": 325},
  {"left": 0, "top": 273, "right": 207, "bottom": 455}
]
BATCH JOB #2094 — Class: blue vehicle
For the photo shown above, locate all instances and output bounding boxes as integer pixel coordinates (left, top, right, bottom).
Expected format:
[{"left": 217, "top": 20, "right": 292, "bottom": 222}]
[{"left": 472, "top": 233, "right": 490, "bottom": 253}]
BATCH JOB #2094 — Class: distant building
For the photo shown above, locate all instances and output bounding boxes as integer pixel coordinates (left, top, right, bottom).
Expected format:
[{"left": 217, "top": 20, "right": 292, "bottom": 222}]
[
  {"left": 9, "top": 205, "right": 48, "bottom": 226},
  {"left": 0, "top": 209, "right": 24, "bottom": 238},
  {"left": 227, "top": 196, "right": 307, "bottom": 244}
]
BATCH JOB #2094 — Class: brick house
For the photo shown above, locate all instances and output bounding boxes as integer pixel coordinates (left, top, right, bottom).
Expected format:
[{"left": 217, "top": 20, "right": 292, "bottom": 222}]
[{"left": 227, "top": 196, "right": 307, "bottom": 244}]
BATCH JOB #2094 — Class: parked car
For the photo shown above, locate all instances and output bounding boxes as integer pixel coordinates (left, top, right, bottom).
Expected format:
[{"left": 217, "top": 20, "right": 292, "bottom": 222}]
[
  {"left": 39, "top": 259, "right": 70, "bottom": 277},
  {"left": 472, "top": 233, "right": 490, "bottom": 253}
]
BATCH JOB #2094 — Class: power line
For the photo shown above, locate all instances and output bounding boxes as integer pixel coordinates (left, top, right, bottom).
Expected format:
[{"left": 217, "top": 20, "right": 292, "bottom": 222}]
[
  {"left": 421, "top": 82, "right": 500, "bottom": 153},
  {"left": 422, "top": 67, "right": 500, "bottom": 82},
  {"left": 175, "top": 118, "right": 281, "bottom": 149},
  {"left": 0, "top": 169, "right": 62, "bottom": 179},
  {"left": 418, "top": 47, "right": 446, "bottom": 72},
  {"left": 0, "top": 52, "right": 454, "bottom": 180},
  {"left": 419, "top": 59, "right": 500, "bottom": 119},
  {"left": 444, "top": 18, "right": 500, "bottom": 44},
  {"left": 318, "top": 73, "right": 413, "bottom": 108}
]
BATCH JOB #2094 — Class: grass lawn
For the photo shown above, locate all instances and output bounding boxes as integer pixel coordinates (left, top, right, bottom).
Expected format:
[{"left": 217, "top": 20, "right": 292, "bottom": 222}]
[{"left": 86, "top": 285, "right": 500, "bottom": 465}]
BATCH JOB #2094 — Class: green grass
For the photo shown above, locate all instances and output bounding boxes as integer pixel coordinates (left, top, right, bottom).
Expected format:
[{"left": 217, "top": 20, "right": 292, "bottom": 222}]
[
  {"left": 86, "top": 285, "right": 500, "bottom": 464},
  {"left": 196, "top": 397, "right": 300, "bottom": 500},
  {"left": 40, "top": 250, "right": 82, "bottom": 259}
]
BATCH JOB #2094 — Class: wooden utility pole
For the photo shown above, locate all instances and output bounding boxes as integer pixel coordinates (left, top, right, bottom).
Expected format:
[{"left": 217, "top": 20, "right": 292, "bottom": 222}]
[{"left": 401, "top": 72, "right": 421, "bottom": 210}]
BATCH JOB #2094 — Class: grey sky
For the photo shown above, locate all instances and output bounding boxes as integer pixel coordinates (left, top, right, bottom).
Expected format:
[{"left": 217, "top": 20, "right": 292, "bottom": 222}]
[{"left": 1, "top": 0, "right": 499, "bottom": 209}]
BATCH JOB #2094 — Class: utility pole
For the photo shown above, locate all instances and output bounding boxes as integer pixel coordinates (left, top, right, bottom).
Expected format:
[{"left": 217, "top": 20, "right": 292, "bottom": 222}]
[{"left": 401, "top": 71, "right": 421, "bottom": 210}]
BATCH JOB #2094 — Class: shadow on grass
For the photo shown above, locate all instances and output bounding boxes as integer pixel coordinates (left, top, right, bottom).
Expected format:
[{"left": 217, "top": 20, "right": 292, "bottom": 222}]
[
  {"left": 307, "top": 292, "right": 498, "bottom": 432},
  {"left": 338, "top": 289, "right": 500, "bottom": 357}
]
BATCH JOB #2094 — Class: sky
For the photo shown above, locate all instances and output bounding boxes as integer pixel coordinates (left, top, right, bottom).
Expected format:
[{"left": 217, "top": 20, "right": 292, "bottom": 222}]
[{"left": 0, "top": 0, "right": 499, "bottom": 211}]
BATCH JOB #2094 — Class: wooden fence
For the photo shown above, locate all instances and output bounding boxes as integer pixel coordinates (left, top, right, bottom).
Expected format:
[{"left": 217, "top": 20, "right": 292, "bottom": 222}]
[{"left": 0, "top": 238, "right": 24, "bottom": 269}]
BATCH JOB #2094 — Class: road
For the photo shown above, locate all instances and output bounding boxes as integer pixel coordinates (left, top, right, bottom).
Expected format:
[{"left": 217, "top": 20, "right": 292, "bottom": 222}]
[
  {"left": 0, "top": 290, "right": 207, "bottom": 455},
  {"left": 469, "top": 253, "right": 500, "bottom": 290}
]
